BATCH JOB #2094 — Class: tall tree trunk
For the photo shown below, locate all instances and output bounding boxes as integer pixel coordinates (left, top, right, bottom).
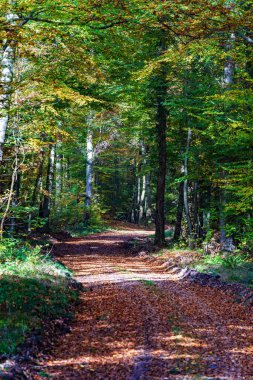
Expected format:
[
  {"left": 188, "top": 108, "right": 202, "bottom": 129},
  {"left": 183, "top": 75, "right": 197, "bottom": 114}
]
[
  {"left": 193, "top": 181, "right": 199, "bottom": 237},
  {"left": 32, "top": 150, "right": 45, "bottom": 206},
  {"left": 139, "top": 174, "right": 146, "bottom": 223},
  {"left": 112, "top": 157, "right": 120, "bottom": 215},
  {"left": 55, "top": 144, "right": 62, "bottom": 208},
  {"left": 0, "top": 6, "right": 17, "bottom": 161},
  {"left": 219, "top": 175, "right": 227, "bottom": 245},
  {"left": 154, "top": 35, "right": 167, "bottom": 246},
  {"left": 0, "top": 42, "right": 14, "bottom": 161},
  {"left": 0, "top": 153, "right": 18, "bottom": 239},
  {"left": 220, "top": 32, "right": 235, "bottom": 244},
  {"left": 183, "top": 128, "right": 192, "bottom": 238},
  {"left": 145, "top": 172, "right": 152, "bottom": 220},
  {"left": 139, "top": 143, "right": 149, "bottom": 224},
  {"left": 130, "top": 159, "right": 139, "bottom": 223},
  {"left": 223, "top": 33, "right": 235, "bottom": 86},
  {"left": 40, "top": 144, "right": 55, "bottom": 230},
  {"left": 154, "top": 92, "right": 167, "bottom": 245},
  {"left": 10, "top": 171, "right": 20, "bottom": 236},
  {"left": 173, "top": 181, "right": 184, "bottom": 241},
  {"left": 84, "top": 115, "right": 94, "bottom": 225},
  {"left": 136, "top": 175, "right": 141, "bottom": 221}
]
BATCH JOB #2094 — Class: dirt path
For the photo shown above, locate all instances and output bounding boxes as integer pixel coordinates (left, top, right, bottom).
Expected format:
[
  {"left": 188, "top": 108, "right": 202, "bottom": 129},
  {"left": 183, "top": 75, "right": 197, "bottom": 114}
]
[{"left": 32, "top": 228, "right": 253, "bottom": 380}]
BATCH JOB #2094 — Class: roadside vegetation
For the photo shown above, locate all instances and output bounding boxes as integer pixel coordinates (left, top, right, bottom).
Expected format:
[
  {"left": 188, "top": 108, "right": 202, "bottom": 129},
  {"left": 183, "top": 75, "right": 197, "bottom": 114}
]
[
  {"left": 151, "top": 242, "right": 253, "bottom": 288},
  {"left": 194, "top": 252, "right": 253, "bottom": 287},
  {"left": 0, "top": 239, "right": 77, "bottom": 355}
]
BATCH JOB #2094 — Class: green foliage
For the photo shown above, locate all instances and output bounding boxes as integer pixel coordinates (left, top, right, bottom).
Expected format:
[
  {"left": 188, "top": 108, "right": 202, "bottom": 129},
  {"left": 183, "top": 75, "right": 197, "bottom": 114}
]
[
  {"left": 66, "top": 223, "right": 109, "bottom": 237},
  {"left": 0, "top": 239, "right": 41, "bottom": 263},
  {"left": 138, "top": 279, "right": 155, "bottom": 287},
  {"left": 0, "top": 0, "right": 252, "bottom": 252},
  {"left": 199, "top": 253, "right": 249, "bottom": 269},
  {"left": 194, "top": 252, "right": 253, "bottom": 286},
  {"left": 0, "top": 239, "right": 77, "bottom": 355}
]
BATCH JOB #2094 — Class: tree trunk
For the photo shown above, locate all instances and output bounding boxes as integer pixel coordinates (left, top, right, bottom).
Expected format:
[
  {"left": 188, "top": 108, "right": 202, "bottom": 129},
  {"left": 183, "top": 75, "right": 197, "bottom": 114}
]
[
  {"left": 10, "top": 171, "right": 20, "bottom": 236},
  {"left": 32, "top": 150, "right": 45, "bottom": 206},
  {"left": 219, "top": 32, "right": 235, "bottom": 244},
  {"left": 55, "top": 144, "right": 63, "bottom": 208},
  {"left": 139, "top": 174, "right": 146, "bottom": 223},
  {"left": 0, "top": 6, "right": 18, "bottom": 161},
  {"left": 145, "top": 172, "right": 152, "bottom": 220},
  {"left": 219, "top": 178, "right": 227, "bottom": 246},
  {"left": 40, "top": 144, "right": 55, "bottom": 229},
  {"left": 0, "top": 42, "right": 15, "bottom": 161},
  {"left": 0, "top": 154, "right": 18, "bottom": 239},
  {"left": 193, "top": 181, "right": 199, "bottom": 237},
  {"left": 153, "top": 31, "right": 168, "bottom": 246},
  {"left": 223, "top": 33, "right": 235, "bottom": 87},
  {"left": 183, "top": 128, "right": 192, "bottom": 238},
  {"left": 84, "top": 115, "right": 94, "bottom": 225},
  {"left": 154, "top": 86, "right": 167, "bottom": 246},
  {"left": 173, "top": 181, "right": 184, "bottom": 241},
  {"left": 138, "top": 143, "right": 150, "bottom": 224},
  {"left": 130, "top": 160, "right": 138, "bottom": 223}
]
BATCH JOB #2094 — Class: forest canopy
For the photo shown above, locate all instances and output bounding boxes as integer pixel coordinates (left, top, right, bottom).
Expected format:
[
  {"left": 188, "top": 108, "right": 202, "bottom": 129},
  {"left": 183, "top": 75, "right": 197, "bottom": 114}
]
[{"left": 0, "top": 0, "right": 252, "bottom": 250}]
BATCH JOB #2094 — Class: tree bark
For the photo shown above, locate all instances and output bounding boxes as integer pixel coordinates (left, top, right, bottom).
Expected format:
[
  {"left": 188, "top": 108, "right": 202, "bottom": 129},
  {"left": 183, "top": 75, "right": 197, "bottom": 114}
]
[
  {"left": 145, "top": 172, "right": 152, "bottom": 220},
  {"left": 154, "top": 32, "right": 168, "bottom": 246},
  {"left": 139, "top": 174, "right": 146, "bottom": 223},
  {"left": 154, "top": 80, "right": 167, "bottom": 246},
  {"left": 32, "top": 150, "right": 45, "bottom": 206},
  {"left": 219, "top": 32, "right": 235, "bottom": 244},
  {"left": 130, "top": 159, "right": 138, "bottom": 223},
  {"left": 0, "top": 6, "right": 18, "bottom": 161},
  {"left": 173, "top": 181, "right": 184, "bottom": 241},
  {"left": 84, "top": 114, "right": 94, "bottom": 225},
  {"left": 55, "top": 144, "right": 63, "bottom": 208},
  {"left": 0, "top": 42, "right": 15, "bottom": 161},
  {"left": 40, "top": 144, "right": 55, "bottom": 229},
  {"left": 0, "top": 154, "right": 18, "bottom": 239},
  {"left": 138, "top": 143, "right": 150, "bottom": 224},
  {"left": 193, "top": 181, "right": 199, "bottom": 237},
  {"left": 183, "top": 128, "right": 192, "bottom": 237},
  {"left": 10, "top": 171, "right": 20, "bottom": 236}
]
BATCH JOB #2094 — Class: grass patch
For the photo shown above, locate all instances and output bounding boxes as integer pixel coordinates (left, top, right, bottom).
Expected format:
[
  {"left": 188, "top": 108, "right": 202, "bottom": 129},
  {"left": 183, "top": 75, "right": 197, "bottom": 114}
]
[
  {"left": 138, "top": 279, "right": 155, "bottom": 287},
  {"left": 149, "top": 230, "right": 173, "bottom": 240},
  {"left": 66, "top": 223, "right": 110, "bottom": 237},
  {"left": 0, "top": 239, "right": 77, "bottom": 355}
]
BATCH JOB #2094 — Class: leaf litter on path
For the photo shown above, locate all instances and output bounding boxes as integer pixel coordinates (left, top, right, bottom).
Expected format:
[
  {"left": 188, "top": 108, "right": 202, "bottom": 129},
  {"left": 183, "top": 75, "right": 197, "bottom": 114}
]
[{"left": 30, "top": 229, "right": 253, "bottom": 379}]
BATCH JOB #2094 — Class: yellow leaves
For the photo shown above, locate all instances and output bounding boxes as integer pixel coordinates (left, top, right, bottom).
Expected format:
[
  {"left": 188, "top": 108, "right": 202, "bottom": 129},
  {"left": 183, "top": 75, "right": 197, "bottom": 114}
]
[
  {"left": 25, "top": 121, "right": 73, "bottom": 142},
  {"left": 134, "top": 60, "right": 159, "bottom": 81},
  {"left": 52, "top": 85, "right": 101, "bottom": 106},
  {"left": 21, "top": 78, "right": 102, "bottom": 110}
]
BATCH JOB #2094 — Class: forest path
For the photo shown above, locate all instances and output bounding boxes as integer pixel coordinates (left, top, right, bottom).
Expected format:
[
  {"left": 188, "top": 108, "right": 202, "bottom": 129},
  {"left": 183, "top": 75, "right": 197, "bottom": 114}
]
[{"left": 33, "top": 228, "right": 253, "bottom": 380}]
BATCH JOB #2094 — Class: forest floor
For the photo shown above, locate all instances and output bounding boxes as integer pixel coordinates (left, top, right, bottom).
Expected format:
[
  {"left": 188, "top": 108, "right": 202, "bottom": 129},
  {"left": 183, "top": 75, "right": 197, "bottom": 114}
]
[{"left": 30, "top": 227, "right": 253, "bottom": 380}]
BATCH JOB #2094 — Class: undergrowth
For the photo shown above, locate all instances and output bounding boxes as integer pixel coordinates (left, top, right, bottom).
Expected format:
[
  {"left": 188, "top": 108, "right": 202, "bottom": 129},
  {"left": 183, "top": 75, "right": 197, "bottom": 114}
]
[
  {"left": 0, "top": 239, "right": 77, "bottom": 355},
  {"left": 194, "top": 252, "right": 253, "bottom": 287},
  {"left": 152, "top": 242, "right": 253, "bottom": 288}
]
